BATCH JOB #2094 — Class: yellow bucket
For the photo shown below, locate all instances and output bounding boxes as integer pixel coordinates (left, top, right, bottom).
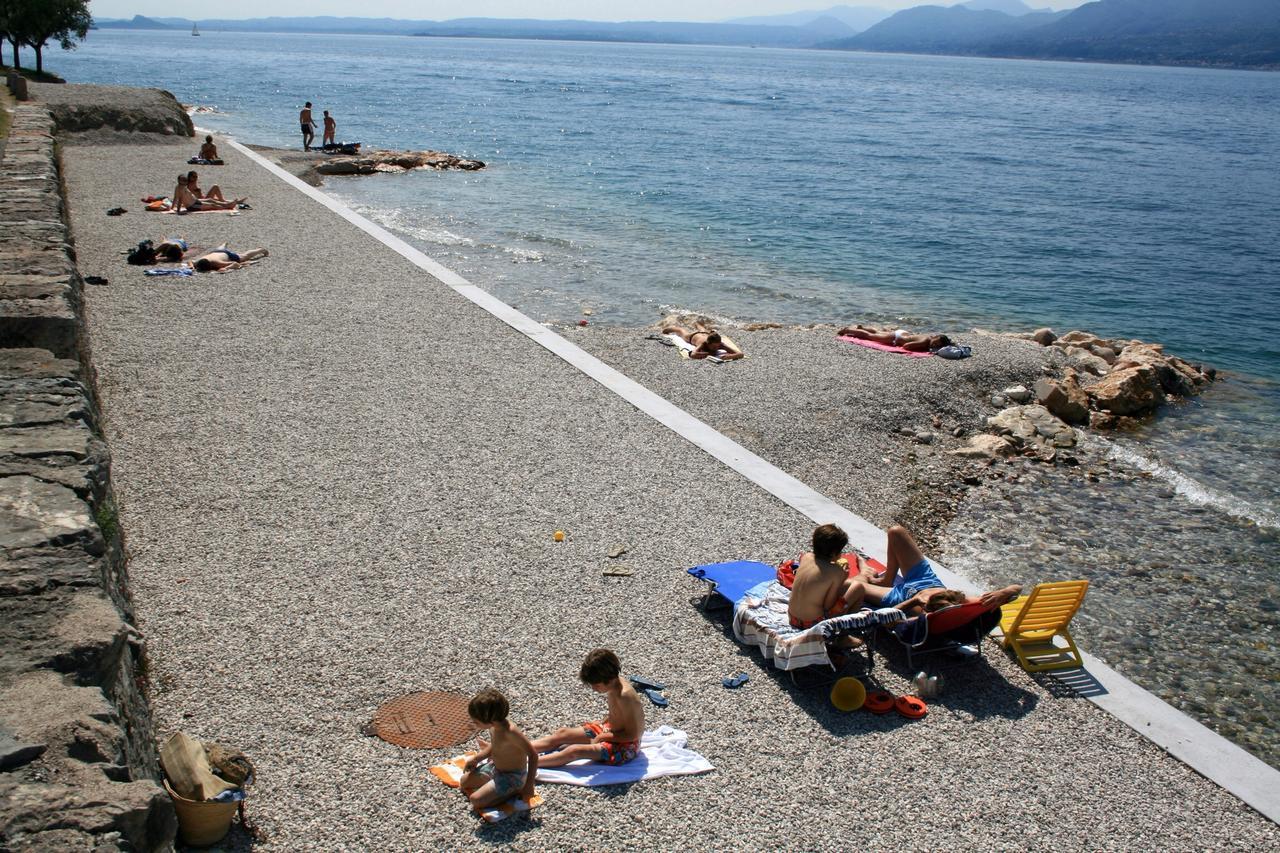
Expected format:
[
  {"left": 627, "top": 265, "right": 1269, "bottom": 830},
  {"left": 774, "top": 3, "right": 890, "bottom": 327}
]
[{"left": 164, "top": 779, "right": 240, "bottom": 847}]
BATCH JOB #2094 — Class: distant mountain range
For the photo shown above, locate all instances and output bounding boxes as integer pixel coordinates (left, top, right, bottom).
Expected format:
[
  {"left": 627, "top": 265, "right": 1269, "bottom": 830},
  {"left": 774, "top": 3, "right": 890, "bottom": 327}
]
[
  {"left": 94, "top": 1, "right": 1280, "bottom": 70},
  {"left": 833, "top": 0, "right": 1280, "bottom": 68}
]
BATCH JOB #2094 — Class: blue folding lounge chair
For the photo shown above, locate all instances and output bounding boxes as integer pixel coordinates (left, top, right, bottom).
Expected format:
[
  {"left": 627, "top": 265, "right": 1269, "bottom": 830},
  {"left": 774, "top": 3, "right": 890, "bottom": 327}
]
[{"left": 687, "top": 560, "right": 777, "bottom": 609}]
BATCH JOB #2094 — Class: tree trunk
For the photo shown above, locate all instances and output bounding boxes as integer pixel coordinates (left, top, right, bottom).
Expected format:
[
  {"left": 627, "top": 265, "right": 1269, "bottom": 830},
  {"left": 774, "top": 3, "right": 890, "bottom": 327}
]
[{"left": 34, "top": 42, "right": 43, "bottom": 74}]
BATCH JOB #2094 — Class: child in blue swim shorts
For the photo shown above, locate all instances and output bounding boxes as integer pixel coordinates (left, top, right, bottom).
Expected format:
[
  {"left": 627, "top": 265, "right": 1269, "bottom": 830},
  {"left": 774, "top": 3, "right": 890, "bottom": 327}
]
[{"left": 461, "top": 689, "right": 538, "bottom": 811}]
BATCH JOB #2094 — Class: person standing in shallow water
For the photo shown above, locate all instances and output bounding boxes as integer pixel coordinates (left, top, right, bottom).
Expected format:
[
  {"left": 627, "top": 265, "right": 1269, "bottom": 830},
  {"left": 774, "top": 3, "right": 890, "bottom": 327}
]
[
  {"left": 299, "top": 102, "right": 317, "bottom": 151},
  {"left": 322, "top": 110, "right": 336, "bottom": 148}
]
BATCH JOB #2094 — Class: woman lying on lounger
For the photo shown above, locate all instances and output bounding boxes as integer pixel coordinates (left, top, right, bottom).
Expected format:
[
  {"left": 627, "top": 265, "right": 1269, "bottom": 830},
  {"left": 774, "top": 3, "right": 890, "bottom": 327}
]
[
  {"left": 838, "top": 324, "right": 952, "bottom": 353},
  {"left": 191, "top": 245, "right": 268, "bottom": 272},
  {"left": 662, "top": 322, "right": 744, "bottom": 361}
]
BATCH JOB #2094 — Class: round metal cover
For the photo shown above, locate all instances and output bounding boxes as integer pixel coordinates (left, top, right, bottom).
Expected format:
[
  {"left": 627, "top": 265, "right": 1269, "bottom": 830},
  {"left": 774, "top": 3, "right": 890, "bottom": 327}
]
[{"left": 371, "top": 691, "right": 475, "bottom": 749}]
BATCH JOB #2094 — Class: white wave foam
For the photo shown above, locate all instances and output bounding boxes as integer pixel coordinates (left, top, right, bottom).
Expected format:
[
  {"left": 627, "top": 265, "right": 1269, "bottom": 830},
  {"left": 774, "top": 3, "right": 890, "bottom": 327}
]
[
  {"left": 351, "top": 204, "right": 474, "bottom": 247},
  {"left": 504, "top": 247, "right": 544, "bottom": 263},
  {"left": 1103, "top": 440, "right": 1279, "bottom": 530},
  {"left": 657, "top": 304, "right": 743, "bottom": 327}
]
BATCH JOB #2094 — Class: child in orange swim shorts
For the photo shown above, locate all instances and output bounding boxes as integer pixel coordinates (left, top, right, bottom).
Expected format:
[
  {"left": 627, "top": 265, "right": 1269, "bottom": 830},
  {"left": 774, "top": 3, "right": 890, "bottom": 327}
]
[{"left": 531, "top": 648, "right": 645, "bottom": 767}]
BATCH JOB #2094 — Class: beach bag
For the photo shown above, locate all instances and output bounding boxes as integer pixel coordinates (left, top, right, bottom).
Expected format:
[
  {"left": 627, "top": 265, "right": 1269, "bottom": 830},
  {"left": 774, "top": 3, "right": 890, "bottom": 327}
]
[
  {"left": 126, "top": 239, "right": 156, "bottom": 265},
  {"left": 935, "top": 345, "right": 972, "bottom": 360}
]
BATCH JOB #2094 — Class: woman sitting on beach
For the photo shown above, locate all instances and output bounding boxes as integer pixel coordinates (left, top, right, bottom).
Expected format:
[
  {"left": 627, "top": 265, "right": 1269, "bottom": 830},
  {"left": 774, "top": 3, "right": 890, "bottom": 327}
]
[
  {"left": 186, "top": 170, "right": 227, "bottom": 203},
  {"left": 199, "top": 135, "right": 220, "bottom": 161},
  {"left": 172, "top": 174, "right": 244, "bottom": 214},
  {"left": 191, "top": 245, "right": 268, "bottom": 272},
  {"left": 662, "top": 322, "right": 745, "bottom": 361},
  {"left": 838, "top": 324, "right": 952, "bottom": 353}
]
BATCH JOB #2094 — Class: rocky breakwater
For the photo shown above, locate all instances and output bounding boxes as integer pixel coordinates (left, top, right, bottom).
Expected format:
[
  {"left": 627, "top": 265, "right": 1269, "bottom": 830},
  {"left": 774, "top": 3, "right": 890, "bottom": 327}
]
[
  {"left": 313, "top": 148, "right": 485, "bottom": 177},
  {"left": 951, "top": 328, "right": 1214, "bottom": 463},
  {"left": 30, "top": 82, "right": 193, "bottom": 142},
  {"left": 0, "top": 104, "right": 175, "bottom": 849}
]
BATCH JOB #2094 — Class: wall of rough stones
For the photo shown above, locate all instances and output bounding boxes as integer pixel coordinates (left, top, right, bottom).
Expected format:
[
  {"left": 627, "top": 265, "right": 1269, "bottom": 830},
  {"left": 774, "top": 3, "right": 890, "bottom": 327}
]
[{"left": 0, "top": 103, "right": 176, "bottom": 851}]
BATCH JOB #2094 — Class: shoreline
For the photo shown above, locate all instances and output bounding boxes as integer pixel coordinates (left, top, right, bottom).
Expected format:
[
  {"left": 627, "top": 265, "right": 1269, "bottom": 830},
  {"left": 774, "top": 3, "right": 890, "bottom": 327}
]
[{"left": 51, "top": 117, "right": 1280, "bottom": 847}]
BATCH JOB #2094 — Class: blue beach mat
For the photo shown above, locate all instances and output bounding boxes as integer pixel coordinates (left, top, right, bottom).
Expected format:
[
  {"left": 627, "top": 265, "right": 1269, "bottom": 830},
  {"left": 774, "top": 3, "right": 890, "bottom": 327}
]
[{"left": 687, "top": 560, "right": 776, "bottom": 606}]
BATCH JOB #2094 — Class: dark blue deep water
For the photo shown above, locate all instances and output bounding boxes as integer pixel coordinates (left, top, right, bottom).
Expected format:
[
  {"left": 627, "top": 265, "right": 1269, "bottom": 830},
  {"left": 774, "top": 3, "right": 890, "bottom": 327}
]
[{"left": 57, "top": 31, "right": 1278, "bottom": 525}]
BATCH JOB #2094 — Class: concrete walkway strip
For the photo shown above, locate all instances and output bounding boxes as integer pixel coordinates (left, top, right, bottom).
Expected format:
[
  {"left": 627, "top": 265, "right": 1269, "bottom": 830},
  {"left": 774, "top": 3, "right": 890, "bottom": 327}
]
[{"left": 225, "top": 136, "right": 1280, "bottom": 824}]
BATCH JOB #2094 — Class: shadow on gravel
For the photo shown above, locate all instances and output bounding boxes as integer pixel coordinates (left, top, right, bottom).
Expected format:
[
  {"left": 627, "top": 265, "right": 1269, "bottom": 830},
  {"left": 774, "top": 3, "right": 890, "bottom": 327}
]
[
  {"left": 690, "top": 597, "right": 1040, "bottom": 735},
  {"left": 473, "top": 814, "right": 544, "bottom": 844}
]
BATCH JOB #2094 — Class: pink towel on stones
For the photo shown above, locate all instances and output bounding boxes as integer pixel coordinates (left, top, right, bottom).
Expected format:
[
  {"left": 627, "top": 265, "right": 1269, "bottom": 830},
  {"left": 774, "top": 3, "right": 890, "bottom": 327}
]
[{"left": 837, "top": 335, "right": 933, "bottom": 358}]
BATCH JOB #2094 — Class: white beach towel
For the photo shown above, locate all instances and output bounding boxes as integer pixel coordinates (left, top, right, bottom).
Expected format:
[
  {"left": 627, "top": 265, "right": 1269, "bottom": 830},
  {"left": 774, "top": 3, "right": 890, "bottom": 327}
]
[
  {"left": 732, "top": 581, "right": 904, "bottom": 671},
  {"left": 534, "top": 726, "right": 714, "bottom": 787}
]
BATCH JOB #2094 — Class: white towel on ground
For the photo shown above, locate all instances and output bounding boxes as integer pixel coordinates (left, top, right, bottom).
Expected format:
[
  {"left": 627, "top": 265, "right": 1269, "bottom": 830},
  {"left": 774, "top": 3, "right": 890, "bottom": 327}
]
[{"left": 534, "top": 725, "right": 713, "bottom": 787}]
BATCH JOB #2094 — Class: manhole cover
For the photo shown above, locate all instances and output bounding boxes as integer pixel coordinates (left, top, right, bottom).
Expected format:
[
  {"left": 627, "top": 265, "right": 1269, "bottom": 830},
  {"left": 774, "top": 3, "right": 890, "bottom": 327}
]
[{"left": 370, "top": 691, "right": 475, "bottom": 749}]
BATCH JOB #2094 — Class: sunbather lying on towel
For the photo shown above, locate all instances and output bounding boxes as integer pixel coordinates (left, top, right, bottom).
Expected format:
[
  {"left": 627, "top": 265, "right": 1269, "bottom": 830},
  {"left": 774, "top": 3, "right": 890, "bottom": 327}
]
[
  {"left": 845, "top": 524, "right": 1022, "bottom": 615},
  {"left": 837, "top": 324, "right": 952, "bottom": 353},
  {"left": 662, "top": 322, "right": 744, "bottom": 361},
  {"left": 191, "top": 245, "right": 268, "bottom": 272},
  {"left": 531, "top": 648, "right": 644, "bottom": 768}
]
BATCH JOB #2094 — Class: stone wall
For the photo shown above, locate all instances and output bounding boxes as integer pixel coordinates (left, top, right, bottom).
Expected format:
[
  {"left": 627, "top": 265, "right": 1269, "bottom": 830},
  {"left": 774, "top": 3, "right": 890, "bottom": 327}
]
[{"left": 0, "top": 104, "right": 176, "bottom": 850}]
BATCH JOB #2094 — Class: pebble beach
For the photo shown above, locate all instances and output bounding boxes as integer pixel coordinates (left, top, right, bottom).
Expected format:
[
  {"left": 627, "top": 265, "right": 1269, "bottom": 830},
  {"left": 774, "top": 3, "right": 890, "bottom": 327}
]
[{"left": 59, "top": 132, "right": 1280, "bottom": 848}]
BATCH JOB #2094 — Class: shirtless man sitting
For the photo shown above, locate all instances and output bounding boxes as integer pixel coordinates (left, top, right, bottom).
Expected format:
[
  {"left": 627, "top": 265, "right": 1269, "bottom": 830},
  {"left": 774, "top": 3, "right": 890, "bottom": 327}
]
[
  {"left": 662, "top": 321, "right": 744, "bottom": 361},
  {"left": 788, "top": 523, "right": 863, "bottom": 630}
]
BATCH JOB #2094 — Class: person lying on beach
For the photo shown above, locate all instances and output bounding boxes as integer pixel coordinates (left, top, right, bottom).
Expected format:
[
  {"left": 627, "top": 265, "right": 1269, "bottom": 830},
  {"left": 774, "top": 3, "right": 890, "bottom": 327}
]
[
  {"left": 127, "top": 237, "right": 193, "bottom": 265},
  {"left": 838, "top": 324, "right": 952, "bottom": 353},
  {"left": 199, "top": 135, "right": 219, "bottom": 161},
  {"left": 843, "top": 524, "right": 1022, "bottom": 616},
  {"left": 460, "top": 688, "right": 538, "bottom": 810},
  {"left": 530, "top": 648, "right": 644, "bottom": 768},
  {"left": 662, "top": 322, "right": 745, "bottom": 361},
  {"left": 172, "top": 174, "right": 244, "bottom": 214},
  {"left": 186, "top": 171, "right": 227, "bottom": 203},
  {"left": 191, "top": 245, "right": 268, "bottom": 272}
]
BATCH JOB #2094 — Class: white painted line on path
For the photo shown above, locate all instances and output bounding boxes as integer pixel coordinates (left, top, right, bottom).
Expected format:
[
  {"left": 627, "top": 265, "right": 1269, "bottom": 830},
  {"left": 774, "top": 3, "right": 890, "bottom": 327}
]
[{"left": 223, "top": 135, "right": 1280, "bottom": 824}]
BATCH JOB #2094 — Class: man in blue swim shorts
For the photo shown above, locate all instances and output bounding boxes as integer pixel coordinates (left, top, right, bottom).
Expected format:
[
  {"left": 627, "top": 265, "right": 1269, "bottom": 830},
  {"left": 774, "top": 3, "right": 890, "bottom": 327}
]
[{"left": 849, "top": 525, "right": 1022, "bottom": 615}]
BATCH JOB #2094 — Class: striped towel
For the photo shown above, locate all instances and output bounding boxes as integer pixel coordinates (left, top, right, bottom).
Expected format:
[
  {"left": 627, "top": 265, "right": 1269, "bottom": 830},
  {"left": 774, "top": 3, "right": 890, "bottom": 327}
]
[
  {"left": 428, "top": 755, "right": 544, "bottom": 823},
  {"left": 732, "top": 581, "right": 905, "bottom": 671}
]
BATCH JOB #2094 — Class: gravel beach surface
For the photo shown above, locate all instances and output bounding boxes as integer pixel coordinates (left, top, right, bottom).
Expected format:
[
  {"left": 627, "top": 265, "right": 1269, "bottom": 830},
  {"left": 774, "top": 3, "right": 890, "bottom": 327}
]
[{"left": 61, "top": 136, "right": 1279, "bottom": 849}]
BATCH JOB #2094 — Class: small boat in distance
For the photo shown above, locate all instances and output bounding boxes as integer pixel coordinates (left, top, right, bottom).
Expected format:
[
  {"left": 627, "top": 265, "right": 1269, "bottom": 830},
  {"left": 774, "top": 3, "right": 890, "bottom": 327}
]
[{"left": 192, "top": 23, "right": 200, "bottom": 36}]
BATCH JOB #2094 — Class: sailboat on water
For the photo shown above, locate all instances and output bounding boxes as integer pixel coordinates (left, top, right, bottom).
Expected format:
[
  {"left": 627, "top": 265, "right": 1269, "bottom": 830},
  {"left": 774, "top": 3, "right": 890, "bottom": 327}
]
[{"left": 192, "top": 23, "right": 200, "bottom": 36}]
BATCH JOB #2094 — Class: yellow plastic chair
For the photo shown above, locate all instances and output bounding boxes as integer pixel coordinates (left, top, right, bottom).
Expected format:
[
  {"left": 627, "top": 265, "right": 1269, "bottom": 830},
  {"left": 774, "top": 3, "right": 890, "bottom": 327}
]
[{"left": 998, "top": 580, "right": 1090, "bottom": 672}]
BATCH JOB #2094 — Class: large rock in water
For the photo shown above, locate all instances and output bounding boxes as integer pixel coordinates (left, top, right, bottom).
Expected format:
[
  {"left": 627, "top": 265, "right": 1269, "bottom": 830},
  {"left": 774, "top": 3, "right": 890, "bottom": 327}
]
[
  {"left": 314, "top": 149, "right": 485, "bottom": 175},
  {"left": 1034, "top": 374, "right": 1089, "bottom": 424},
  {"left": 1114, "top": 342, "right": 1208, "bottom": 397},
  {"left": 986, "top": 404, "right": 1076, "bottom": 459},
  {"left": 1086, "top": 363, "right": 1166, "bottom": 415}
]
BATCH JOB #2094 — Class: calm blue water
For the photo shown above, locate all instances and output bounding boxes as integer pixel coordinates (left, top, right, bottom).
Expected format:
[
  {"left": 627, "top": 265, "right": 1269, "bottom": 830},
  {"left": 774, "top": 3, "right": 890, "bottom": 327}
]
[{"left": 55, "top": 31, "right": 1279, "bottom": 523}]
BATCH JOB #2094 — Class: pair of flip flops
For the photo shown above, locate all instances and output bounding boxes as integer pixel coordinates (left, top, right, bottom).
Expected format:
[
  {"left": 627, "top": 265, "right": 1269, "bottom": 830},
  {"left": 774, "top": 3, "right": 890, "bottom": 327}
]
[
  {"left": 106, "top": 207, "right": 126, "bottom": 216},
  {"left": 721, "top": 672, "right": 749, "bottom": 689},
  {"left": 630, "top": 675, "right": 668, "bottom": 707},
  {"left": 863, "top": 689, "right": 928, "bottom": 719}
]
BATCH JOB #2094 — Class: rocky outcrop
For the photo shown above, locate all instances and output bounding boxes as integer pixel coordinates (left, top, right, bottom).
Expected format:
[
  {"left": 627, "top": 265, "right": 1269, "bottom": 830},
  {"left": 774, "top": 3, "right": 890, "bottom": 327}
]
[
  {"left": 0, "top": 105, "right": 175, "bottom": 851},
  {"left": 29, "top": 82, "right": 194, "bottom": 139},
  {"left": 985, "top": 404, "right": 1077, "bottom": 461},
  {"left": 314, "top": 149, "right": 485, "bottom": 176},
  {"left": 1034, "top": 374, "right": 1089, "bottom": 424},
  {"left": 1027, "top": 328, "right": 1213, "bottom": 422}
]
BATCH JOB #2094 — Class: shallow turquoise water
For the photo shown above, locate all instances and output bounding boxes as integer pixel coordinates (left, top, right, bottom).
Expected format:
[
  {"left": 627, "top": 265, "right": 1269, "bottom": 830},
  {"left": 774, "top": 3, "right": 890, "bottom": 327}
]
[{"left": 57, "top": 31, "right": 1279, "bottom": 523}]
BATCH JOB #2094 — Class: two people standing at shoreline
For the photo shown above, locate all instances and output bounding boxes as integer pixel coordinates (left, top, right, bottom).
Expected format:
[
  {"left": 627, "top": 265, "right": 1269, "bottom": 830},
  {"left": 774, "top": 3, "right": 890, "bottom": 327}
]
[{"left": 299, "top": 102, "right": 339, "bottom": 151}]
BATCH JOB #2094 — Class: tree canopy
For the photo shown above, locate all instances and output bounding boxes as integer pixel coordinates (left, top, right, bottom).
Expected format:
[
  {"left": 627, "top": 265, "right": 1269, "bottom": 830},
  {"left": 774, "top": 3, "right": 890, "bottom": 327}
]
[{"left": 1, "top": 0, "right": 92, "bottom": 73}]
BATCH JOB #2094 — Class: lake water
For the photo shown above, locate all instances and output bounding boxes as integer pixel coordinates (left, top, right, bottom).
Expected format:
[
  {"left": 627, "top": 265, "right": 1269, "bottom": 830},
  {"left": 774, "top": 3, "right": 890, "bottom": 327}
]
[{"left": 54, "top": 31, "right": 1279, "bottom": 762}]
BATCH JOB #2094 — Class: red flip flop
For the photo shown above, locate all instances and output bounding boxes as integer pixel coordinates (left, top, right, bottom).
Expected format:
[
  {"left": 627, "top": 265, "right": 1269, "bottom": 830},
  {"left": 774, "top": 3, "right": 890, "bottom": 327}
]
[
  {"left": 895, "top": 695, "right": 928, "bottom": 719},
  {"left": 864, "top": 690, "right": 895, "bottom": 714}
]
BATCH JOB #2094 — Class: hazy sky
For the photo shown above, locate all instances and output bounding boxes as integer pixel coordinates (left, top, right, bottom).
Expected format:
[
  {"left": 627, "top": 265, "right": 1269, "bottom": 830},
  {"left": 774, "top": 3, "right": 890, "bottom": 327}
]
[{"left": 89, "top": 0, "right": 1090, "bottom": 23}]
